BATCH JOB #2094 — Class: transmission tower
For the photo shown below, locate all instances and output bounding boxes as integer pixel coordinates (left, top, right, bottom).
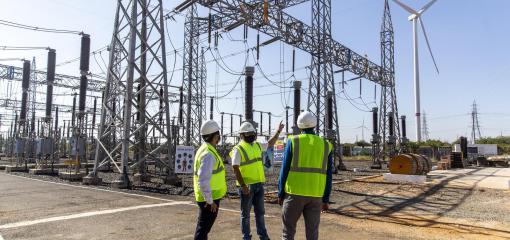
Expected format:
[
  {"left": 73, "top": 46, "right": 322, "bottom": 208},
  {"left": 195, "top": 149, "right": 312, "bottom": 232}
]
[
  {"left": 85, "top": 0, "right": 175, "bottom": 187},
  {"left": 373, "top": 0, "right": 400, "bottom": 168},
  {"left": 180, "top": 4, "right": 207, "bottom": 146},
  {"left": 29, "top": 57, "right": 37, "bottom": 139},
  {"left": 422, "top": 111, "right": 429, "bottom": 141},
  {"left": 306, "top": 0, "right": 344, "bottom": 170},
  {"left": 471, "top": 100, "right": 482, "bottom": 144}
]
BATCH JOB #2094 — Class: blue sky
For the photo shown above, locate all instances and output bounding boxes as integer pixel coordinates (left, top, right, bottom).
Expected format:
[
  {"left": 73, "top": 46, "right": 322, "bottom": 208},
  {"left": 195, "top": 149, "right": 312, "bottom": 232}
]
[{"left": 0, "top": 0, "right": 509, "bottom": 143}]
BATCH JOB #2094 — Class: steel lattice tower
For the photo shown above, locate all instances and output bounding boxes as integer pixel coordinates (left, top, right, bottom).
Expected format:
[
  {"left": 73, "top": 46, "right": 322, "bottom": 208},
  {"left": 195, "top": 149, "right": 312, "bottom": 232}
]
[
  {"left": 375, "top": 0, "right": 401, "bottom": 166},
  {"left": 181, "top": 4, "right": 207, "bottom": 146},
  {"left": 307, "top": 0, "right": 344, "bottom": 170},
  {"left": 308, "top": 0, "right": 337, "bottom": 137},
  {"left": 471, "top": 101, "right": 482, "bottom": 144},
  {"left": 422, "top": 111, "right": 429, "bottom": 141},
  {"left": 85, "top": 0, "right": 175, "bottom": 187}
]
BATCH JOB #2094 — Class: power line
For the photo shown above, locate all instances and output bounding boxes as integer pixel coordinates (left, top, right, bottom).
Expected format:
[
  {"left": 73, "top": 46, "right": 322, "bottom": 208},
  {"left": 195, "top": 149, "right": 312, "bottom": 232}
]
[{"left": 0, "top": 19, "right": 82, "bottom": 35}]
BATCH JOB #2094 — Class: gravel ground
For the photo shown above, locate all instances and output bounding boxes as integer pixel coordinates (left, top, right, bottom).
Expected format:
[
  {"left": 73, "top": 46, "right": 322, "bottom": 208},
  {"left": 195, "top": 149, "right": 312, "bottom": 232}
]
[
  {"left": 1, "top": 158, "right": 383, "bottom": 197},
  {"left": 328, "top": 175, "right": 510, "bottom": 224}
]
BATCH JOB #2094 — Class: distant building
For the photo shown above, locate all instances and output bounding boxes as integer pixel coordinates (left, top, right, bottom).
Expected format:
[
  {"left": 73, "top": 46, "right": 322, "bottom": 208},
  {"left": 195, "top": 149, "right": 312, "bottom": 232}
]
[{"left": 453, "top": 144, "right": 498, "bottom": 156}]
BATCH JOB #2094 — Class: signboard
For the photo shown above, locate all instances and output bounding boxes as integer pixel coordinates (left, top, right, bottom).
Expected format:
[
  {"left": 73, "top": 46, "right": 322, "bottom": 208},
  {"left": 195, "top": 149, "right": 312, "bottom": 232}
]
[
  {"left": 273, "top": 138, "right": 286, "bottom": 164},
  {"left": 175, "top": 145, "right": 195, "bottom": 174}
]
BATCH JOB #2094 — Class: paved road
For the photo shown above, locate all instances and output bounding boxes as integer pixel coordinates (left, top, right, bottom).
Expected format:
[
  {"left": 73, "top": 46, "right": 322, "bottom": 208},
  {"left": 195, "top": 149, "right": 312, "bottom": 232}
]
[
  {"left": 0, "top": 173, "right": 384, "bottom": 240},
  {"left": 1, "top": 172, "right": 509, "bottom": 240},
  {"left": 428, "top": 167, "right": 510, "bottom": 189}
]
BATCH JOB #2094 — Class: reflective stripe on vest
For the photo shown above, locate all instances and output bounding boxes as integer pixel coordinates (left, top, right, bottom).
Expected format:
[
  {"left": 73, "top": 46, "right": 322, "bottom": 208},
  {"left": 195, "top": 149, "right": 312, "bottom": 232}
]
[
  {"left": 291, "top": 136, "right": 329, "bottom": 174},
  {"left": 237, "top": 144, "right": 262, "bottom": 166},
  {"left": 194, "top": 146, "right": 224, "bottom": 176},
  {"left": 229, "top": 141, "right": 265, "bottom": 185},
  {"left": 193, "top": 143, "right": 227, "bottom": 202},
  {"left": 285, "top": 134, "right": 332, "bottom": 198}
]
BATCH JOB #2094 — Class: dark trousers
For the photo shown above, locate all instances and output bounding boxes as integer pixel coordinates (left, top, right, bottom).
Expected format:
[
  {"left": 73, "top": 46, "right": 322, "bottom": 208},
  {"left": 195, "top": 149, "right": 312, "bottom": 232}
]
[
  {"left": 239, "top": 183, "right": 270, "bottom": 240},
  {"left": 195, "top": 199, "right": 221, "bottom": 240},
  {"left": 282, "top": 194, "right": 322, "bottom": 240}
]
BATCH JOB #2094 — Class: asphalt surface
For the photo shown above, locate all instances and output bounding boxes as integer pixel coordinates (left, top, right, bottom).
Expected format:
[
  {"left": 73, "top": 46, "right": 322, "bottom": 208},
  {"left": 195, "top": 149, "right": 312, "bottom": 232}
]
[
  {"left": 0, "top": 172, "right": 386, "bottom": 240},
  {"left": 1, "top": 164, "right": 510, "bottom": 239}
]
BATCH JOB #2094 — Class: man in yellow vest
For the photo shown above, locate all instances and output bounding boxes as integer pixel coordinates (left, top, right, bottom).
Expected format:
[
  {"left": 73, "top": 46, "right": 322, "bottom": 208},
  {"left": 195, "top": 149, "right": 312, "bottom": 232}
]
[
  {"left": 278, "top": 112, "right": 333, "bottom": 240},
  {"left": 231, "top": 121, "right": 284, "bottom": 240},
  {"left": 193, "top": 119, "right": 227, "bottom": 240}
]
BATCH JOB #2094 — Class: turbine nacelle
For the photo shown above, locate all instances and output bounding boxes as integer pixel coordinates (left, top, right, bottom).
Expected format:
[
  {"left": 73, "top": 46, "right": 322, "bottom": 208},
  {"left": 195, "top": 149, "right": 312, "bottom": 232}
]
[{"left": 393, "top": 0, "right": 439, "bottom": 74}]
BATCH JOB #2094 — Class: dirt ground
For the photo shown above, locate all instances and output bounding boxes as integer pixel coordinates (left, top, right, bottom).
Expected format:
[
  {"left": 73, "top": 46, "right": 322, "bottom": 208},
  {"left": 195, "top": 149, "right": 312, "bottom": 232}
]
[{"left": 2, "top": 158, "right": 510, "bottom": 239}]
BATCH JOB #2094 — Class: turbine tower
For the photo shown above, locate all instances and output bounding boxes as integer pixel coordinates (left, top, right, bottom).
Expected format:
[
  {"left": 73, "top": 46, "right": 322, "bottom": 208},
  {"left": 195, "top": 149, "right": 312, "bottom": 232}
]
[{"left": 393, "top": 0, "right": 439, "bottom": 142}]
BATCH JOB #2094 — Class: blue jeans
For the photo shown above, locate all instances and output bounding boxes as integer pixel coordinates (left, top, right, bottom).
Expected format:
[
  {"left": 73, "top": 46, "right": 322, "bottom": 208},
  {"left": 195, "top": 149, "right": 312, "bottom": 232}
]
[{"left": 238, "top": 183, "right": 270, "bottom": 240}]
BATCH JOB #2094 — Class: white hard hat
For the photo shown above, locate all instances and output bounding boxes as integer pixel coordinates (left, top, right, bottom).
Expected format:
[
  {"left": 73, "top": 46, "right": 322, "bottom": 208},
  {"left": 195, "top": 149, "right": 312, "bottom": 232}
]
[
  {"left": 239, "top": 122, "right": 256, "bottom": 134},
  {"left": 297, "top": 111, "right": 317, "bottom": 129},
  {"left": 201, "top": 120, "right": 220, "bottom": 135}
]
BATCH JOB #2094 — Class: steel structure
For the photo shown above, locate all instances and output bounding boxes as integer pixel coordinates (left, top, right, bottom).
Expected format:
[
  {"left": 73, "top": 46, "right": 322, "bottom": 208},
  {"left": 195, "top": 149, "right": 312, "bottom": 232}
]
[
  {"left": 373, "top": 0, "right": 400, "bottom": 167},
  {"left": 85, "top": 0, "right": 175, "bottom": 187},
  {"left": 470, "top": 101, "right": 482, "bottom": 144},
  {"left": 191, "top": 0, "right": 391, "bottom": 170},
  {"left": 0, "top": 64, "right": 105, "bottom": 92},
  {"left": 180, "top": 4, "right": 207, "bottom": 146},
  {"left": 422, "top": 111, "right": 429, "bottom": 141}
]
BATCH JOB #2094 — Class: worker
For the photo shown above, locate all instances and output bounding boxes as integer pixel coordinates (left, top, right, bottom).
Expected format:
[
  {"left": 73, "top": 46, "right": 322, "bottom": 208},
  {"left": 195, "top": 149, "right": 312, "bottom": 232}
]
[
  {"left": 278, "top": 112, "right": 333, "bottom": 240},
  {"left": 193, "top": 119, "right": 227, "bottom": 240},
  {"left": 230, "top": 121, "right": 284, "bottom": 240}
]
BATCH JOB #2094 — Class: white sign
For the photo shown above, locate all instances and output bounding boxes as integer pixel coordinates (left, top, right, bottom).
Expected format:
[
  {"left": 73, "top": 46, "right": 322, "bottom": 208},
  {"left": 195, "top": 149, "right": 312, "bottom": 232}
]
[
  {"left": 175, "top": 145, "right": 195, "bottom": 174},
  {"left": 273, "top": 139, "right": 286, "bottom": 164}
]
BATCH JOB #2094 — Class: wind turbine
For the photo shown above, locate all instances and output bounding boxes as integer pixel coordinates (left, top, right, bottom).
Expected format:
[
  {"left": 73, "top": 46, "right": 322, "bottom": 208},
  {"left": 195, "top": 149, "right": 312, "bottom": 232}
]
[
  {"left": 355, "top": 118, "right": 369, "bottom": 142},
  {"left": 392, "top": 0, "right": 439, "bottom": 142}
]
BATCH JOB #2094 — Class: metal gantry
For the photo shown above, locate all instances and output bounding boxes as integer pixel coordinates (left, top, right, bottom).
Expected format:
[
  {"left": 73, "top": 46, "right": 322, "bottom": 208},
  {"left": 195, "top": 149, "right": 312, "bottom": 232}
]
[
  {"left": 373, "top": 0, "right": 401, "bottom": 168},
  {"left": 193, "top": 0, "right": 388, "bottom": 170},
  {"left": 85, "top": 0, "right": 176, "bottom": 187}
]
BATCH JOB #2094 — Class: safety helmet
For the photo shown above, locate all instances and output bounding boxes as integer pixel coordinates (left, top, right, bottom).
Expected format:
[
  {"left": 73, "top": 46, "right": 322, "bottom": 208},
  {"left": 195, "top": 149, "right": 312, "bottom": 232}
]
[
  {"left": 239, "top": 122, "right": 256, "bottom": 134},
  {"left": 201, "top": 120, "right": 220, "bottom": 135},
  {"left": 297, "top": 111, "right": 317, "bottom": 129}
]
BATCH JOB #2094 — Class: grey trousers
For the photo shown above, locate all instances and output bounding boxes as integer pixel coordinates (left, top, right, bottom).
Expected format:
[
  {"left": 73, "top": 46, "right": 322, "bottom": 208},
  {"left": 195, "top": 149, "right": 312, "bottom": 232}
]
[{"left": 281, "top": 194, "right": 322, "bottom": 240}]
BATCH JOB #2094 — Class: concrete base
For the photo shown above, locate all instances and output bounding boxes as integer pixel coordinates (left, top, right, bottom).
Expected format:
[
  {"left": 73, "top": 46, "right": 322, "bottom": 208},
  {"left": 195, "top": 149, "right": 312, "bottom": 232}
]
[
  {"left": 29, "top": 168, "right": 59, "bottom": 175},
  {"left": 58, "top": 171, "right": 85, "bottom": 181},
  {"left": 112, "top": 173, "right": 130, "bottom": 189},
  {"left": 336, "top": 163, "right": 347, "bottom": 171},
  {"left": 133, "top": 173, "right": 151, "bottom": 184},
  {"left": 371, "top": 163, "right": 382, "bottom": 169},
  {"left": 163, "top": 174, "right": 182, "bottom": 186},
  {"left": 83, "top": 175, "right": 103, "bottom": 185},
  {"left": 383, "top": 173, "right": 426, "bottom": 184},
  {"left": 5, "top": 166, "right": 28, "bottom": 173}
]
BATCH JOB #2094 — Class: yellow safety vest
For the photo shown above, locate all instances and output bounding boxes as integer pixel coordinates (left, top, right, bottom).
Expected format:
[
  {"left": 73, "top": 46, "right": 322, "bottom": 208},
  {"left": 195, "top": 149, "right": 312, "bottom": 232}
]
[
  {"left": 229, "top": 141, "right": 266, "bottom": 185},
  {"left": 285, "top": 134, "right": 332, "bottom": 197},
  {"left": 193, "top": 143, "right": 227, "bottom": 202}
]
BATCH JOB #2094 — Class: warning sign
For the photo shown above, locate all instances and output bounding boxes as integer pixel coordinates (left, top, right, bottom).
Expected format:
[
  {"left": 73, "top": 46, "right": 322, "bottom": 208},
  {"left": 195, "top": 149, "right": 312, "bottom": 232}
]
[
  {"left": 273, "top": 139, "right": 286, "bottom": 164},
  {"left": 175, "top": 145, "right": 195, "bottom": 174}
]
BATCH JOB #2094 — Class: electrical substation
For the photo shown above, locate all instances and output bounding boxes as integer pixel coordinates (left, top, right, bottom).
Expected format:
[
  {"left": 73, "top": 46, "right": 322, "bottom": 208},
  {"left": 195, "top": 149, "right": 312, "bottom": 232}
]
[{"left": 0, "top": 1, "right": 509, "bottom": 239}]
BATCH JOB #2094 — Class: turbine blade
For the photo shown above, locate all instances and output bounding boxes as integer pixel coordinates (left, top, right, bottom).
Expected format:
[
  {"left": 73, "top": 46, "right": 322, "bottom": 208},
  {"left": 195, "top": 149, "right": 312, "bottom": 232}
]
[
  {"left": 419, "top": 18, "right": 439, "bottom": 74},
  {"left": 419, "top": 0, "right": 438, "bottom": 14},
  {"left": 391, "top": 0, "right": 418, "bottom": 15}
]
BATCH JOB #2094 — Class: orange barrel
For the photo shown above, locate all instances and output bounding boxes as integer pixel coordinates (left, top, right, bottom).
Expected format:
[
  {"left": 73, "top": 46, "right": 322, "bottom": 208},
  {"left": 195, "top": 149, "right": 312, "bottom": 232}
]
[{"left": 389, "top": 154, "right": 431, "bottom": 175}]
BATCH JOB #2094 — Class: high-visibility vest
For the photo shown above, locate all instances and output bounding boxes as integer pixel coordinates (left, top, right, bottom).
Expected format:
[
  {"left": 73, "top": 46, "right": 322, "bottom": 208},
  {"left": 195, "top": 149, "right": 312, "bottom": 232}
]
[
  {"left": 193, "top": 143, "right": 227, "bottom": 202},
  {"left": 229, "top": 141, "right": 266, "bottom": 185},
  {"left": 285, "top": 134, "right": 332, "bottom": 197}
]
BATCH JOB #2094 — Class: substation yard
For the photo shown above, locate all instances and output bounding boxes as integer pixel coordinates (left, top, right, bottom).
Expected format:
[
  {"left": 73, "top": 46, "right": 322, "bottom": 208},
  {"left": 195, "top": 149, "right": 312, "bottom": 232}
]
[{"left": 1, "top": 159, "right": 509, "bottom": 240}]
